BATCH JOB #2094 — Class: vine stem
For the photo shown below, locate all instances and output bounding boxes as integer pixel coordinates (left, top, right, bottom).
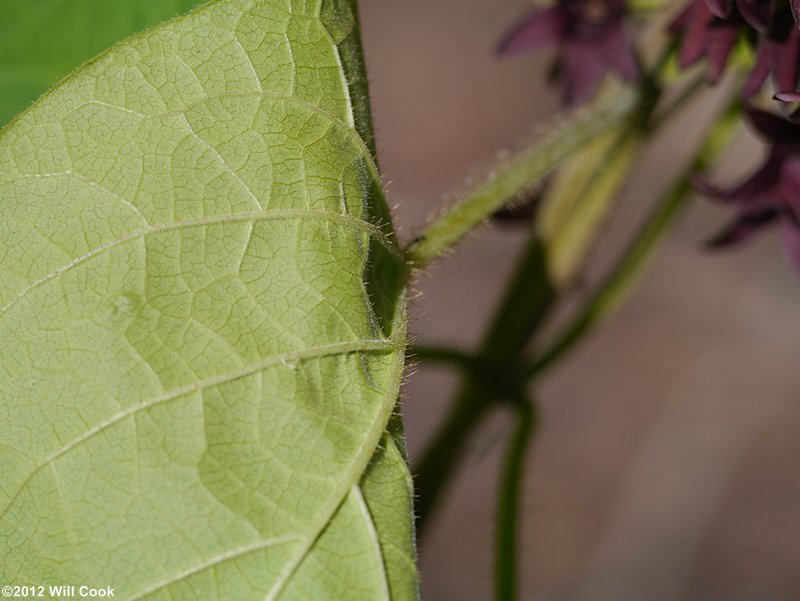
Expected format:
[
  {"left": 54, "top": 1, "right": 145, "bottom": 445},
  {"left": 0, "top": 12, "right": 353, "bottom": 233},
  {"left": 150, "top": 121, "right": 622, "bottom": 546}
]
[
  {"left": 404, "top": 86, "right": 639, "bottom": 268},
  {"left": 531, "top": 97, "right": 742, "bottom": 376},
  {"left": 412, "top": 79, "right": 660, "bottom": 537},
  {"left": 413, "top": 233, "right": 554, "bottom": 538},
  {"left": 495, "top": 399, "right": 536, "bottom": 601},
  {"left": 412, "top": 58, "right": 727, "bottom": 542},
  {"left": 411, "top": 91, "right": 740, "bottom": 550}
]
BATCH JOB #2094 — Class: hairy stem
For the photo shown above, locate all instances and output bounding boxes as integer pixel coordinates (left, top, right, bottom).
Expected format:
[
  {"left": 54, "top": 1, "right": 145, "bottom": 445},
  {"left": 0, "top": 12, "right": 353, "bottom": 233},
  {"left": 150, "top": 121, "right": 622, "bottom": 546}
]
[
  {"left": 413, "top": 383, "right": 492, "bottom": 536},
  {"left": 531, "top": 98, "right": 742, "bottom": 376},
  {"left": 413, "top": 45, "right": 695, "bottom": 539},
  {"left": 413, "top": 232, "right": 555, "bottom": 538},
  {"left": 495, "top": 399, "right": 536, "bottom": 601},
  {"left": 404, "top": 87, "right": 639, "bottom": 268}
]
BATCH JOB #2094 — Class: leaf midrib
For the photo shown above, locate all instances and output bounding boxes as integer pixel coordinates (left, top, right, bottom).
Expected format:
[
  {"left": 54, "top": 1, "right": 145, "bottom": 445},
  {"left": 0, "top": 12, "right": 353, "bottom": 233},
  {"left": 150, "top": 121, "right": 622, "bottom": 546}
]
[
  {"left": 0, "top": 336, "right": 401, "bottom": 526},
  {"left": 121, "top": 436, "right": 413, "bottom": 601}
]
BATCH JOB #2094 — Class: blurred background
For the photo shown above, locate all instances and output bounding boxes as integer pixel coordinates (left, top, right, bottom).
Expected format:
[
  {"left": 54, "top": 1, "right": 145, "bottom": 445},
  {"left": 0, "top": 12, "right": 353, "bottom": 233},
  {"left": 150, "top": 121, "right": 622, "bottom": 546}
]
[{"left": 359, "top": 1, "right": 800, "bottom": 600}]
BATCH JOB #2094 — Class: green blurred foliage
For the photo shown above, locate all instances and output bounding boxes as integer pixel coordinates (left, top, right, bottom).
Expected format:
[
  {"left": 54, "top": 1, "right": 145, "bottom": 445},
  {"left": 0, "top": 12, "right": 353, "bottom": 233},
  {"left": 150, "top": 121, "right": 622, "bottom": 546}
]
[{"left": 0, "top": 0, "right": 201, "bottom": 126}]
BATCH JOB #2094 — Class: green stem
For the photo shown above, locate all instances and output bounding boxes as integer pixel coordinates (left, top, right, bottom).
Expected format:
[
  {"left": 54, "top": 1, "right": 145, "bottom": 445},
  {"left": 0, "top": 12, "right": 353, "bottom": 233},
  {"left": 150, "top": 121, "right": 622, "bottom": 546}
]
[
  {"left": 480, "top": 233, "right": 558, "bottom": 360},
  {"left": 413, "top": 383, "right": 492, "bottom": 536},
  {"left": 414, "top": 44, "right": 686, "bottom": 538},
  {"left": 531, "top": 98, "right": 742, "bottom": 376},
  {"left": 413, "top": 233, "right": 554, "bottom": 538},
  {"left": 495, "top": 399, "right": 536, "bottom": 601},
  {"left": 404, "top": 87, "right": 639, "bottom": 268},
  {"left": 414, "top": 82, "right": 658, "bottom": 538}
]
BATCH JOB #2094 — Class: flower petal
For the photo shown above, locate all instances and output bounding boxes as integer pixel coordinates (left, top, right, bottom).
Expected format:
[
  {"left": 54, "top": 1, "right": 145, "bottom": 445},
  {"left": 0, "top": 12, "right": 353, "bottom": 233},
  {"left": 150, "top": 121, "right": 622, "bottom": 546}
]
[
  {"left": 791, "top": 0, "right": 800, "bottom": 26},
  {"left": 704, "top": 0, "right": 732, "bottom": 18},
  {"left": 744, "top": 106, "right": 800, "bottom": 140},
  {"left": 561, "top": 42, "right": 609, "bottom": 105},
  {"left": 670, "top": 2, "right": 695, "bottom": 32},
  {"left": 779, "top": 220, "right": 800, "bottom": 269},
  {"left": 498, "top": 7, "right": 570, "bottom": 55},
  {"left": 694, "top": 152, "right": 782, "bottom": 204},
  {"left": 775, "top": 90, "right": 800, "bottom": 101},
  {"left": 678, "top": 1, "right": 715, "bottom": 69},
  {"left": 736, "top": 0, "right": 772, "bottom": 32},
  {"left": 744, "top": 41, "right": 770, "bottom": 96},
  {"left": 596, "top": 20, "right": 639, "bottom": 80},
  {"left": 706, "top": 210, "right": 778, "bottom": 247},
  {"left": 706, "top": 20, "right": 740, "bottom": 83},
  {"left": 768, "top": 20, "right": 800, "bottom": 92},
  {"left": 779, "top": 155, "right": 800, "bottom": 210}
]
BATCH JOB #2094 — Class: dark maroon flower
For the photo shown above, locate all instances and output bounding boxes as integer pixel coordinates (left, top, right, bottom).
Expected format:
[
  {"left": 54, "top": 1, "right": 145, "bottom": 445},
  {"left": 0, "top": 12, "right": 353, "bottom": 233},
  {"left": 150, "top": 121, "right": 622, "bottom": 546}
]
[
  {"left": 703, "top": 0, "right": 774, "bottom": 31},
  {"left": 671, "top": 1, "right": 748, "bottom": 85},
  {"left": 697, "top": 107, "right": 800, "bottom": 268},
  {"left": 673, "top": 1, "right": 800, "bottom": 97},
  {"left": 498, "top": 0, "right": 638, "bottom": 106},
  {"left": 744, "top": 8, "right": 800, "bottom": 96}
]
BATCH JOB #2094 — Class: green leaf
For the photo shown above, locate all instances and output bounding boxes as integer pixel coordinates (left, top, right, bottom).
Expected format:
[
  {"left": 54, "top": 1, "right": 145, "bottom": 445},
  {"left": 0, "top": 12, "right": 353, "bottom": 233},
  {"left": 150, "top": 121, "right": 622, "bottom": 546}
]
[
  {"left": 0, "top": 0, "right": 202, "bottom": 127},
  {"left": 0, "top": 1, "right": 417, "bottom": 599}
]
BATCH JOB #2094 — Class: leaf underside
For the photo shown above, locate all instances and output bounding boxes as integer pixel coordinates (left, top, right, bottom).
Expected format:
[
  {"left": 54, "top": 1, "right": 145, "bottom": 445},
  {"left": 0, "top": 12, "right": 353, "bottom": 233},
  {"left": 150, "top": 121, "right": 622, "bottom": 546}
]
[{"left": 0, "top": 1, "right": 417, "bottom": 599}]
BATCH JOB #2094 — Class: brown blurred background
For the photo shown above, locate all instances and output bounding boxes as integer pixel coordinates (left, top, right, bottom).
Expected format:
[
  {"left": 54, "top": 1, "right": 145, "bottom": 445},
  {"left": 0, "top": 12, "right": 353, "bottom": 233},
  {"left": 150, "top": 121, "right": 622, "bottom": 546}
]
[{"left": 359, "top": 1, "right": 800, "bottom": 600}]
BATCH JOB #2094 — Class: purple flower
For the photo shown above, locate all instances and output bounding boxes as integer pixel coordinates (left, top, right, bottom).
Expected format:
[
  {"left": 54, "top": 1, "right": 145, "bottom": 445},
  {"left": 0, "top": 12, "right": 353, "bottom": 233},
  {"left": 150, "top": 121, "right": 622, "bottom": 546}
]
[
  {"left": 672, "top": 1, "right": 800, "bottom": 96},
  {"left": 704, "top": 1, "right": 800, "bottom": 29},
  {"left": 498, "top": 0, "right": 638, "bottom": 106},
  {"left": 696, "top": 108, "right": 800, "bottom": 268},
  {"left": 703, "top": 0, "right": 774, "bottom": 31},
  {"left": 745, "top": 8, "right": 800, "bottom": 96},
  {"left": 671, "top": 1, "right": 747, "bottom": 85}
]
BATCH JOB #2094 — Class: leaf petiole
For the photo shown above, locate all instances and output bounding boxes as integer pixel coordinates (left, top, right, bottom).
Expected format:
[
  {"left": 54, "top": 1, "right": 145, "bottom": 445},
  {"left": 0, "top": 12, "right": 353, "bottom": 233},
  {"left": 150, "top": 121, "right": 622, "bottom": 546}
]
[{"left": 404, "top": 86, "right": 640, "bottom": 268}]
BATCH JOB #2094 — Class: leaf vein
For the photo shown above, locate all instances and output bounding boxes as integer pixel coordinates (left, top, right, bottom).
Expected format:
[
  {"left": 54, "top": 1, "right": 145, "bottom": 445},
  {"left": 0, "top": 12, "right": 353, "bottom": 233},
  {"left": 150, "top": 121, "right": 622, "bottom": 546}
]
[
  {"left": 0, "top": 337, "right": 400, "bottom": 526},
  {"left": 354, "top": 484, "right": 392, "bottom": 601},
  {"left": 124, "top": 535, "right": 301, "bottom": 601},
  {"left": 152, "top": 91, "right": 375, "bottom": 181},
  {"left": 71, "top": 170, "right": 150, "bottom": 225},
  {"left": 177, "top": 112, "right": 264, "bottom": 210},
  {"left": 262, "top": 325, "right": 406, "bottom": 601},
  {"left": 0, "top": 208, "right": 400, "bottom": 317}
]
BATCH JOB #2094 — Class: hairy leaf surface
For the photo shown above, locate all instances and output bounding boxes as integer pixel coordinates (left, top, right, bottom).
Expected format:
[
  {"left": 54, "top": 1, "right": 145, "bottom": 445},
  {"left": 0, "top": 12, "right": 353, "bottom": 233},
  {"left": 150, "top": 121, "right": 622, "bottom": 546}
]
[
  {"left": 0, "top": 0, "right": 417, "bottom": 599},
  {"left": 0, "top": 0, "right": 203, "bottom": 127}
]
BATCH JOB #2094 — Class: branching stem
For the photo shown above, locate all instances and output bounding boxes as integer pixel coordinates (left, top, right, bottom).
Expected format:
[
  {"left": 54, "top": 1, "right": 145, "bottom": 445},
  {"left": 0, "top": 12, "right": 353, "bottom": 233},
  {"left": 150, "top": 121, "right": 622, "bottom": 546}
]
[
  {"left": 410, "top": 45, "right": 739, "bottom": 569},
  {"left": 413, "top": 233, "right": 554, "bottom": 538}
]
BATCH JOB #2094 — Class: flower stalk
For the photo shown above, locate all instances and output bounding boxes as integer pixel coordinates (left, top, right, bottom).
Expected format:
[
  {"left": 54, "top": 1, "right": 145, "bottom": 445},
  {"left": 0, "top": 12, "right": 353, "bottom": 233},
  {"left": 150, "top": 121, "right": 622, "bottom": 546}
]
[{"left": 532, "top": 96, "right": 743, "bottom": 376}]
